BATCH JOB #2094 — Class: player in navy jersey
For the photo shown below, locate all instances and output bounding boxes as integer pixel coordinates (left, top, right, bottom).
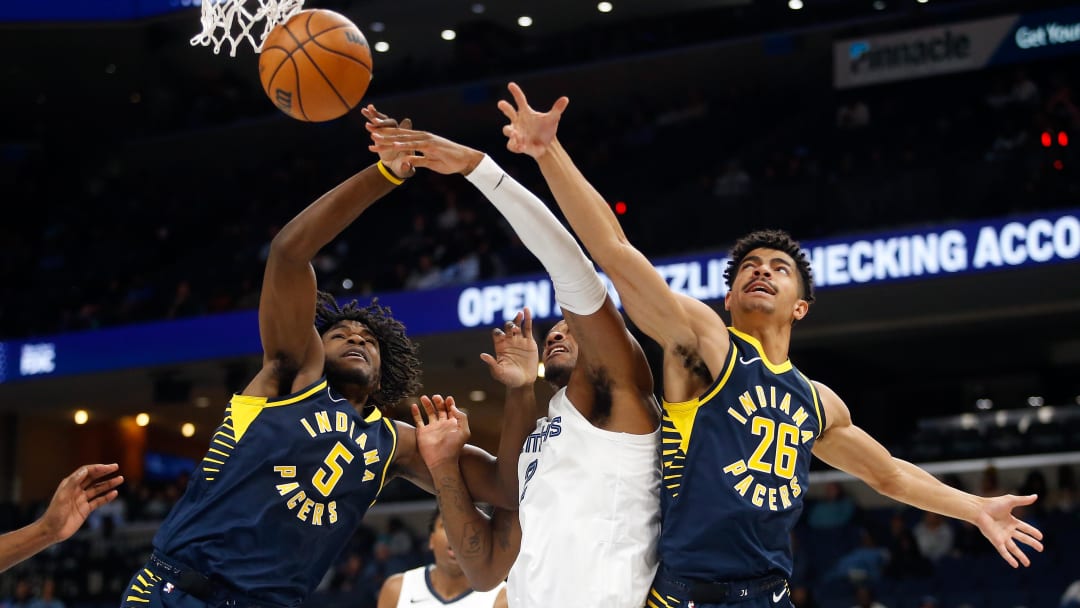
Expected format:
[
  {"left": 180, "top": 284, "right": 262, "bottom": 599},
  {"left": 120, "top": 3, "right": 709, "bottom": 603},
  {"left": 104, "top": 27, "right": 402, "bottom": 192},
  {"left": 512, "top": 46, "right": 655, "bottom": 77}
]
[
  {"left": 119, "top": 108, "right": 518, "bottom": 608},
  {"left": 492, "top": 82, "right": 1045, "bottom": 608}
]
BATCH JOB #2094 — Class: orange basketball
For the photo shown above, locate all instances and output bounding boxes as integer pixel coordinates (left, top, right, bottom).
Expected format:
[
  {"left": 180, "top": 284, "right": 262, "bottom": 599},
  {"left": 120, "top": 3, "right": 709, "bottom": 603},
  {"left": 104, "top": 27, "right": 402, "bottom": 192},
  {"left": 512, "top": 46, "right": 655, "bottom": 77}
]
[{"left": 258, "top": 9, "right": 373, "bottom": 122}]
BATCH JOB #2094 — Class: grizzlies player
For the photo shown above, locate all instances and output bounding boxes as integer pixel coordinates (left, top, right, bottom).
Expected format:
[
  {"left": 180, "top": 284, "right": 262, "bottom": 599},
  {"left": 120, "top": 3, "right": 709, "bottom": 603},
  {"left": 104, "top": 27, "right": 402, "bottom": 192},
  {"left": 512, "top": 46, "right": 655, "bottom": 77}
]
[
  {"left": 120, "top": 108, "right": 517, "bottom": 608},
  {"left": 495, "top": 82, "right": 1045, "bottom": 607},
  {"left": 376, "top": 507, "right": 506, "bottom": 608},
  {"left": 368, "top": 123, "right": 661, "bottom": 607}
]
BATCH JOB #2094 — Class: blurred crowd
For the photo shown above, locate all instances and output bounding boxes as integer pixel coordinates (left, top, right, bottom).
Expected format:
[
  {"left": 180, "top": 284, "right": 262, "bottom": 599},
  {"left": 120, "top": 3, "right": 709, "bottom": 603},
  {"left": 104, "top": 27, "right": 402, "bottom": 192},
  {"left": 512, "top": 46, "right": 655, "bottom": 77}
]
[{"left": 3, "top": 55, "right": 1078, "bottom": 340}]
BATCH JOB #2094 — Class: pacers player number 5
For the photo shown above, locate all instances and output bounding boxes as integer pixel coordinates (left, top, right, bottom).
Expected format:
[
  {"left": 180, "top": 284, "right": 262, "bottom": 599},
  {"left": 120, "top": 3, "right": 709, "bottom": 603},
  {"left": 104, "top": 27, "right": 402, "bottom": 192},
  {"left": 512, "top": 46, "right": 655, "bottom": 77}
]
[
  {"left": 313, "top": 442, "right": 355, "bottom": 496},
  {"left": 747, "top": 419, "right": 798, "bottom": 479}
]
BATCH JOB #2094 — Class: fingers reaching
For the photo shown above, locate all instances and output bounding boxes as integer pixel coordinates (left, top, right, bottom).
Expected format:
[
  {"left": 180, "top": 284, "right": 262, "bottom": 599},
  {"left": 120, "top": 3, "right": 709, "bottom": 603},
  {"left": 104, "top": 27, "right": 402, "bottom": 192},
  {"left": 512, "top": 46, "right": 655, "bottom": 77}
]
[
  {"left": 497, "top": 99, "right": 516, "bottom": 122},
  {"left": 521, "top": 307, "right": 533, "bottom": 337},
  {"left": 410, "top": 402, "right": 425, "bottom": 427},
  {"left": 1016, "top": 519, "right": 1043, "bottom": 541},
  {"left": 507, "top": 82, "right": 529, "bottom": 112}
]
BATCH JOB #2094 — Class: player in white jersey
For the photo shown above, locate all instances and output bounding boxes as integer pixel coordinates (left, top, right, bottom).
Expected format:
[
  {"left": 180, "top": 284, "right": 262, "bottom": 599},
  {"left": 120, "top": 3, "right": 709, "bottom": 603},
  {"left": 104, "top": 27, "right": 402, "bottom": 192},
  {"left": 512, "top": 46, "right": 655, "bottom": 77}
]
[
  {"left": 378, "top": 507, "right": 506, "bottom": 608},
  {"left": 368, "top": 118, "right": 661, "bottom": 608}
]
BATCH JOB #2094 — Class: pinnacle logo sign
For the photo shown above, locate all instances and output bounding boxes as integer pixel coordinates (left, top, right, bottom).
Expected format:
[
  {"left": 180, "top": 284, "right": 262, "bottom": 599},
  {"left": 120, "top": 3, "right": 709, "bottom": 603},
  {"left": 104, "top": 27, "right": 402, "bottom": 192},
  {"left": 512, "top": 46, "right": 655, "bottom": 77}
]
[
  {"left": 835, "top": 8, "right": 1080, "bottom": 89},
  {"left": 846, "top": 29, "right": 972, "bottom": 75},
  {"left": 834, "top": 15, "right": 1015, "bottom": 89}
]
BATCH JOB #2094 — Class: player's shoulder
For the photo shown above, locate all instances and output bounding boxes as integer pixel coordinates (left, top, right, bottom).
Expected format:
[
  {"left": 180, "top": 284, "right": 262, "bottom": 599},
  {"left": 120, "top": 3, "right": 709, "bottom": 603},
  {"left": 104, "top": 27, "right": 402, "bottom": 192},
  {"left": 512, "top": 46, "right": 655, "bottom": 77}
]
[{"left": 377, "top": 571, "right": 406, "bottom": 606}]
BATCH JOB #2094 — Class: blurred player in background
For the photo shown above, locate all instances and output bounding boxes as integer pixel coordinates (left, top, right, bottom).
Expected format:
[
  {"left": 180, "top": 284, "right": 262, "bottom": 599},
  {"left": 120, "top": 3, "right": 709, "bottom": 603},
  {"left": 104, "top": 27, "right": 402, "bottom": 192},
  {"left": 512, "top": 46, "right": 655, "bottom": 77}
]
[
  {"left": 1, "top": 463, "right": 123, "bottom": 573},
  {"left": 371, "top": 118, "right": 661, "bottom": 607},
  {"left": 489, "top": 82, "right": 1044, "bottom": 608},
  {"left": 377, "top": 506, "right": 506, "bottom": 608},
  {"left": 118, "top": 108, "right": 519, "bottom": 608}
]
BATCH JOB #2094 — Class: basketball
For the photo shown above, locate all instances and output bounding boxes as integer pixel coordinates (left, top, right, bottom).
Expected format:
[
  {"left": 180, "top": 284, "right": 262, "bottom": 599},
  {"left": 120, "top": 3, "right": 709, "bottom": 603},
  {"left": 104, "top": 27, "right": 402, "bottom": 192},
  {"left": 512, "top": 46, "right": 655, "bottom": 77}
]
[{"left": 258, "top": 9, "right": 372, "bottom": 122}]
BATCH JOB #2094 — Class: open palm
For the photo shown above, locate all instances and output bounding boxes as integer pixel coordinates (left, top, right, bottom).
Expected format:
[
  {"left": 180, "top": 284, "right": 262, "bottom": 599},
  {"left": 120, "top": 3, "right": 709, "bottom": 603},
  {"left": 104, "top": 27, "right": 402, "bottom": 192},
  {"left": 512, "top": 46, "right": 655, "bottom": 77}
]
[
  {"left": 481, "top": 308, "right": 538, "bottom": 389},
  {"left": 974, "top": 493, "right": 1044, "bottom": 567},
  {"left": 497, "top": 82, "right": 569, "bottom": 159}
]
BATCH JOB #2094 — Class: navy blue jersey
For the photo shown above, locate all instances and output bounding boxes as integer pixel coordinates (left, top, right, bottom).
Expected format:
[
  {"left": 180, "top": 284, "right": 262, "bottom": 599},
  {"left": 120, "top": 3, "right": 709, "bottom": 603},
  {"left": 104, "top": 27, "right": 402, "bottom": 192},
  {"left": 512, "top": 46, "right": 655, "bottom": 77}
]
[
  {"left": 153, "top": 378, "right": 397, "bottom": 606},
  {"left": 657, "top": 328, "right": 825, "bottom": 581}
]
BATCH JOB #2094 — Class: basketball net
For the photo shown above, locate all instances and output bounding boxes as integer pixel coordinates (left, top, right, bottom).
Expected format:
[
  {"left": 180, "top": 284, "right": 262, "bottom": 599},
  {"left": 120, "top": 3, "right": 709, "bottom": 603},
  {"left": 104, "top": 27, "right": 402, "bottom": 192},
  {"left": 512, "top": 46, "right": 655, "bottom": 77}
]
[{"left": 191, "top": 0, "right": 306, "bottom": 57}]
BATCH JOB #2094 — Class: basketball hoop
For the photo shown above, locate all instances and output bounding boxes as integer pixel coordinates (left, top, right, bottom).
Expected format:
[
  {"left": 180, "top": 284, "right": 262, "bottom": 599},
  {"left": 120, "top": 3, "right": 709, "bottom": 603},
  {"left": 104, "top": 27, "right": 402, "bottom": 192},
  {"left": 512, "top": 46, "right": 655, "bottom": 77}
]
[{"left": 191, "top": 0, "right": 306, "bottom": 57}]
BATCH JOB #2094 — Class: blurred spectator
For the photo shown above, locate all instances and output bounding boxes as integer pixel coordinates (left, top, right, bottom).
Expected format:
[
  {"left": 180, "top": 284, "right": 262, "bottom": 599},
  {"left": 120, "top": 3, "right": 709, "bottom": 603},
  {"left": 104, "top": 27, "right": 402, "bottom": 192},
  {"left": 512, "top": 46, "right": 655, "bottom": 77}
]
[
  {"left": 912, "top": 512, "right": 954, "bottom": 562},
  {"left": 1062, "top": 579, "right": 1080, "bottom": 608},
  {"left": 383, "top": 517, "right": 414, "bottom": 558},
  {"left": 884, "top": 512, "right": 932, "bottom": 579},
  {"left": 837, "top": 100, "right": 871, "bottom": 130},
  {"left": 977, "top": 465, "right": 1003, "bottom": 497},
  {"left": 808, "top": 482, "right": 857, "bottom": 530},
  {"left": 1053, "top": 465, "right": 1077, "bottom": 512},
  {"left": 26, "top": 578, "right": 63, "bottom": 608},
  {"left": 1019, "top": 470, "right": 1050, "bottom": 517},
  {"left": 1, "top": 578, "right": 33, "bottom": 608},
  {"left": 851, "top": 585, "right": 887, "bottom": 608},
  {"left": 791, "top": 584, "right": 819, "bottom": 608},
  {"left": 713, "top": 159, "right": 752, "bottom": 199},
  {"left": 824, "top": 528, "right": 888, "bottom": 586}
]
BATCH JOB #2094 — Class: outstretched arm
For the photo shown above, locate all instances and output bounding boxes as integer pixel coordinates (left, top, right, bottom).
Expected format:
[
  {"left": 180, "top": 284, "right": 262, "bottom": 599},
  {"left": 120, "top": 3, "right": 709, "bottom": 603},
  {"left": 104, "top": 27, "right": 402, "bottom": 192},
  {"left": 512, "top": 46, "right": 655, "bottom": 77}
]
[
  {"left": 0, "top": 464, "right": 124, "bottom": 573},
  {"left": 367, "top": 119, "right": 656, "bottom": 427},
  {"left": 812, "top": 382, "right": 1044, "bottom": 567},
  {"left": 495, "top": 83, "right": 731, "bottom": 399},
  {"left": 251, "top": 106, "right": 414, "bottom": 392},
  {"left": 411, "top": 397, "right": 522, "bottom": 590}
]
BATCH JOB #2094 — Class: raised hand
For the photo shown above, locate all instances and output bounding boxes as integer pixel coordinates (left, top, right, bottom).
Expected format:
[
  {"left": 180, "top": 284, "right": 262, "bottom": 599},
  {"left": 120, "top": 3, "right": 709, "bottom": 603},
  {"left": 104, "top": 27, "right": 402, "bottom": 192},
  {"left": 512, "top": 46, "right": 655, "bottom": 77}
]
[
  {"left": 366, "top": 127, "right": 485, "bottom": 176},
  {"left": 480, "top": 308, "right": 539, "bottom": 389},
  {"left": 411, "top": 394, "right": 471, "bottom": 470},
  {"left": 360, "top": 104, "right": 416, "bottom": 179},
  {"left": 41, "top": 463, "right": 124, "bottom": 543},
  {"left": 973, "top": 493, "right": 1044, "bottom": 567},
  {"left": 496, "top": 82, "right": 570, "bottom": 159}
]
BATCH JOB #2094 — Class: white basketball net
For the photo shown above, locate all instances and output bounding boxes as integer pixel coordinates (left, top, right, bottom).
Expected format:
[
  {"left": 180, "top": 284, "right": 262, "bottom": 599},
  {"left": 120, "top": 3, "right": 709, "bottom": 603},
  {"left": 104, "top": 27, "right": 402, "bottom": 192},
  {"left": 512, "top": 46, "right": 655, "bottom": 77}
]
[{"left": 191, "top": 0, "right": 306, "bottom": 57}]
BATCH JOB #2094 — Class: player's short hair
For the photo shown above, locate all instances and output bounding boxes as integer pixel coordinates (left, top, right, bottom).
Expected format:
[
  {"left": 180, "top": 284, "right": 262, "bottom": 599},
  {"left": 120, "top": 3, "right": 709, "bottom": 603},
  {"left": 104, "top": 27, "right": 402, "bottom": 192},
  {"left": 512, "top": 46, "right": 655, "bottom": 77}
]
[
  {"left": 315, "top": 292, "right": 422, "bottom": 407},
  {"left": 724, "top": 229, "right": 815, "bottom": 303}
]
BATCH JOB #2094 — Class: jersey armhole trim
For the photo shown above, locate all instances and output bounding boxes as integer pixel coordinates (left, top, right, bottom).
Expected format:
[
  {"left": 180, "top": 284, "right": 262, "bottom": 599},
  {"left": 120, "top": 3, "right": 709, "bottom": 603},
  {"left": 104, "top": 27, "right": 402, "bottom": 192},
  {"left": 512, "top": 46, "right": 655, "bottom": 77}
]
[{"left": 798, "top": 372, "right": 826, "bottom": 436}]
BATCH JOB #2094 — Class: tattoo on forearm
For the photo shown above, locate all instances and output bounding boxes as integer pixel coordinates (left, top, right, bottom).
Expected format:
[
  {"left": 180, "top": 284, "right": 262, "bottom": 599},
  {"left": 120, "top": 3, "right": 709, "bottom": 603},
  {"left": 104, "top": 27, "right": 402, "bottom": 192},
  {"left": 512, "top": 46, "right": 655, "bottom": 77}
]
[
  {"left": 464, "top": 522, "right": 485, "bottom": 557},
  {"left": 435, "top": 474, "right": 488, "bottom": 558}
]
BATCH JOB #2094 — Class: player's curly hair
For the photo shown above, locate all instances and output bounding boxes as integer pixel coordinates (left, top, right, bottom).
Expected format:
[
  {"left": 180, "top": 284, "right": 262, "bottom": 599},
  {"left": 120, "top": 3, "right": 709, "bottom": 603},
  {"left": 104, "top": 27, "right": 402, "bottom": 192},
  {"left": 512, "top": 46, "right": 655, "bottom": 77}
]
[
  {"left": 723, "top": 229, "right": 815, "bottom": 303},
  {"left": 315, "top": 291, "right": 422, "bottom": 408}
]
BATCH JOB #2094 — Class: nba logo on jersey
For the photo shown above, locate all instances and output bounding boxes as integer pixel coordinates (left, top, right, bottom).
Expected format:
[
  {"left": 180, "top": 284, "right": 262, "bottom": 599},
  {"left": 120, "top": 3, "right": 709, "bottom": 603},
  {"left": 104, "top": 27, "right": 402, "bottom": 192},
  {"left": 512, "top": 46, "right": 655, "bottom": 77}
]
[{"left": 163, "top": 583, "right": 174, "bottom": 594}]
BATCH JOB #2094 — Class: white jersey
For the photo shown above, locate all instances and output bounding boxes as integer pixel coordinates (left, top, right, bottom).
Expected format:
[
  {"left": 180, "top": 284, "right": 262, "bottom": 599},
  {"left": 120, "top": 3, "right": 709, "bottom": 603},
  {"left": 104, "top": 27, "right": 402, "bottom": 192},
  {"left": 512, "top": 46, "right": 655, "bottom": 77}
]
[
  {"left": 508, "top": 387, "right": 660, "bottom": 608},
  {"left": 395, "top": 565, "right": 505, "bottom": 608}
]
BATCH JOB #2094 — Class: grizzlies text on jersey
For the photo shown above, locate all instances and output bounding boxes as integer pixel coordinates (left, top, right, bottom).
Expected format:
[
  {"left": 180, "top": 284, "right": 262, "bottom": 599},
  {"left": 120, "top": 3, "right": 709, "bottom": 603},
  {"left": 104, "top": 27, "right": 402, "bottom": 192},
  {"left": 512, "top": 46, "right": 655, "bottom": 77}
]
[
  {"left": 657, "top": 327, "right": 825, "bottom": 583},
  {"left": 148, "top": 378, "right": 397, "bottom": 607}
]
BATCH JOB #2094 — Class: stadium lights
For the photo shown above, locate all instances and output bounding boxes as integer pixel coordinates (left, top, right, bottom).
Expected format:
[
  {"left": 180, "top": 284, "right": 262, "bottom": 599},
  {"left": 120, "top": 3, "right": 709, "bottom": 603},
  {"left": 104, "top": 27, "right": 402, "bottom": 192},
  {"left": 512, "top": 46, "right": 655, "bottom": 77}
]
[
  {"left": 975, "top": 398, "right": 993, "bottom": 410},
  {"left": 374, "top": 42, "right": 389, "bottom": 53},
  {"left": 469, "top": 390, "right": 486, "bottom": 402},
  {"left": 788, "top": 0, "right": 804, "bottom": 9},
  {"left": 1027, "top": 395, "right": 1045, "bottom": 407},
  {"left": 74, "top": 410, "right": 89, "bottom": 425},
  {"left": 598, "top": 2, "right": 614, "bottom": 13},
  {"left": 518, "top": 16, "right": 533, "bottom": 27},
  {"left": 441, "top": 29, "right": 457, "bottom": 41},
  {"left": 182, "top": 423, "right": 196, "bottom": 437},
  {"left": 537, "top": 362, "right": 546, "bottom": 378},
  {"left": 136, "top": 413, "right": 150, "bottom": 427}
]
